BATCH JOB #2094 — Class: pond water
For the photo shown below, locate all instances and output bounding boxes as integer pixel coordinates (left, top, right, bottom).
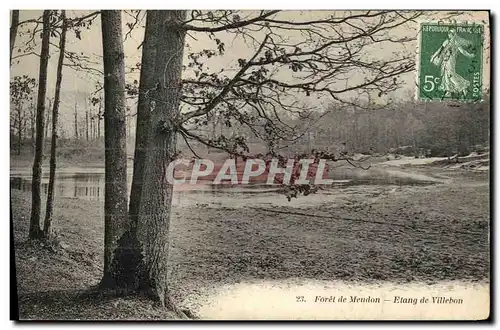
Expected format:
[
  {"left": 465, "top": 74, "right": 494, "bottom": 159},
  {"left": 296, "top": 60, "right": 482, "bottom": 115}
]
[
  {"left": 10, "top": 166, "right": 439, "bottom": 206},
  {"left": 9, "top": 172, "right": 284, "bottom": 204}
]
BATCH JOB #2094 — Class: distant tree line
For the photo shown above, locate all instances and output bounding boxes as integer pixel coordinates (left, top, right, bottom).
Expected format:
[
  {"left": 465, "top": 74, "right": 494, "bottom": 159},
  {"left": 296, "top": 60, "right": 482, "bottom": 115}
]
[
  {"left": 299, "top": 99, "right": 490, "bottom": 157},
  {"left": 185, "top": 97, "right": 490, "bottom": 158}
]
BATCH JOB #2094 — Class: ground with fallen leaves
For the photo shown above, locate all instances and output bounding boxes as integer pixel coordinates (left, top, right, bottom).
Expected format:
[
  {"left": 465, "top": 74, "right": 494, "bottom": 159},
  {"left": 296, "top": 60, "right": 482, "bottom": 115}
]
[{"left": 11, "top": 165, "right": 489, "bottom": 320}]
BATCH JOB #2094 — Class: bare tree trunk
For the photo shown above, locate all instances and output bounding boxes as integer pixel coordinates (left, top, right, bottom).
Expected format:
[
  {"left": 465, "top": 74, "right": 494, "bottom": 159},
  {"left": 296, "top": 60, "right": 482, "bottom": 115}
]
[
  {"left": 97, "top": 11, "right": 191, "bottom": 318},
  {"left": 137, "top": 10, "right": 187, "bottom": 307},
  {"left": 74, "top": 101, "right": 78, "bottom": 139},
  {"left": 126, "top": 110, "right": 129, "bottom": 138},
  {"left": 29, "top": 10, "right": 50, "bottom": 239},
  {"left": 98, "top": 100, "right": 102, "bottom": 139},
  {"left": 90, "top": 115, "right": 94, "bottom": 140},
  {"left": 85, "top": 106, "right": 89, "bottom": 141},
  {"left": 79, "top": 119, "right": 85, "bottom": 140},
  {"left": 44, "top": 10, "right": 67, "bottom": 238},
  {"left": 17, "top": 106, "right": 22, "bottom": 155},
  {"left": 99, "top": 10, "right": 129, "bottom": 288},
  {"left": 92, "top": 109, "right": 97, "bottom": 140},
  {"left": 129, "top": 10, "right": 159, "bottom": 226},
  {"left": 10, "top": 10, "right": 19, "bottom": 66},
  {"left": 45, "top": 98, "right": 52, "bottom": 140},
  {"left": 30, "top": 103, "right": 35, "bottom": 147}
]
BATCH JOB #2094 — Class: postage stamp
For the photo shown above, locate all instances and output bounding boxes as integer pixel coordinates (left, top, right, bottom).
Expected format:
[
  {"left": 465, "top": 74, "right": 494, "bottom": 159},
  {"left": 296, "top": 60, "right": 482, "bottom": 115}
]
[{"left": 417, "top": 22, "right": 484, "bottom": 102}]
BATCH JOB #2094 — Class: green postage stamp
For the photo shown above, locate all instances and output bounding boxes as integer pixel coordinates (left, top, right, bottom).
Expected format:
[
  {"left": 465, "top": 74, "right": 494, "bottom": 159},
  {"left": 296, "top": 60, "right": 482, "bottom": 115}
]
[{"left": 417, "top": 22, "right": 484, "bottom": 102}]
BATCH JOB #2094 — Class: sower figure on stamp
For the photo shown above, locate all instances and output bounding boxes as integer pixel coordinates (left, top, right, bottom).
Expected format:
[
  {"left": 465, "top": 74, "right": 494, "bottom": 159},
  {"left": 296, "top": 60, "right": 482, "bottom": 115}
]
[{"left": 430, "top": 29, "right": 475, "bottom": 98}]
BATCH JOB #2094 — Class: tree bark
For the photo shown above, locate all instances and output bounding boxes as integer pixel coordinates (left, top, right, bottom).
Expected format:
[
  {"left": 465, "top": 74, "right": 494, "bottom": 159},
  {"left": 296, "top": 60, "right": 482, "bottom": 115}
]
[
  {"left": 17, "top": 106, "right": 22, "bottom": 155},
  {"left": 98, "top": 11, "right": 191, "bottom": 318},
  {"left": 10, "top": 10, "right": 19, "bottom": 66},
  {"left": 30, "top": 103, "right": 35, "bottom": 147},
  {"left": 100, "top": 10, "right": 129, "bottom": 288},
  {"left": 137, "top": 10, "right": 187, "bottom": 306},
  {"left": 85, "top": 106, "right": 89, "bottom": 141},
  {"left": 98, "top": 100, "right": 102, "bottom": 139},
  {"left": 85, "top": 100, "right": 89, "bottom": 141},
  {"left": 43, "top": 10, "right": 67, "bottom": 238},
  {"left": 74, "top": 101, "right": 78, "bottom": 139},
  {"left": 29, "top": 10, "right": 50, "bottom": 239},
  {"left": 90, "top": 113, "right": 94, "bottom": 140},
  {"left": 45, "top": 99, "right": 51, "bottom": 140},
  {"left": 129, "top": 10, "right": 160, "bottom": 226}
]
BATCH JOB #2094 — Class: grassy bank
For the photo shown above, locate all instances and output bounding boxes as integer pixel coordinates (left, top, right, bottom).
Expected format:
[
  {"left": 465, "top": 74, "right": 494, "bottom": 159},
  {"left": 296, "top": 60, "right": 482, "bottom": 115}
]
[{"left": 11, "top": 169, "right": 490, "bottom": 319}]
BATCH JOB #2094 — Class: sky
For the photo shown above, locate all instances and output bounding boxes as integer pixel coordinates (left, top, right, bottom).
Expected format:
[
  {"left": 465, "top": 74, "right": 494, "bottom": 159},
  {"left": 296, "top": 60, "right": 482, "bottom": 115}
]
[{"left": 10, "top": 10, "right": 491, "bottom": 138}]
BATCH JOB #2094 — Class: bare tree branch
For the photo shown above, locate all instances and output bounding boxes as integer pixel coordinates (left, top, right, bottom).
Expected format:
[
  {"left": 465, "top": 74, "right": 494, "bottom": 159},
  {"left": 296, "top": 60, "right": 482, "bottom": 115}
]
[
  {"left": 183, "top": 10, "right": 280, "bottom": 32},
  {"left": 179, "top": 34, "right": 270, "bottom": 123}
]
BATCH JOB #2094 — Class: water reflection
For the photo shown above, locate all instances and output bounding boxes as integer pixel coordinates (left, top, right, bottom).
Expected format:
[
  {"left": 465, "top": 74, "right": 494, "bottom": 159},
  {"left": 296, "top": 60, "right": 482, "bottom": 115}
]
[
  {"left": 9, "top": 173, "right": 282, "bottom": 204},
  {"left": 10, "top": 174, "right": 105, "bottom": 201},
  {"left": 10, "top": 169, "right": 436, "bottom": 204}
]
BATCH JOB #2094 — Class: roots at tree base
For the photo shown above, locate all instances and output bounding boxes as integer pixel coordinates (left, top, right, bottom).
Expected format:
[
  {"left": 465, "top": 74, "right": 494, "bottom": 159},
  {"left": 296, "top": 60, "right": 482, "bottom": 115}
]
[{"left": 99, "top": 229, "right": 196, "bottom": 319}]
